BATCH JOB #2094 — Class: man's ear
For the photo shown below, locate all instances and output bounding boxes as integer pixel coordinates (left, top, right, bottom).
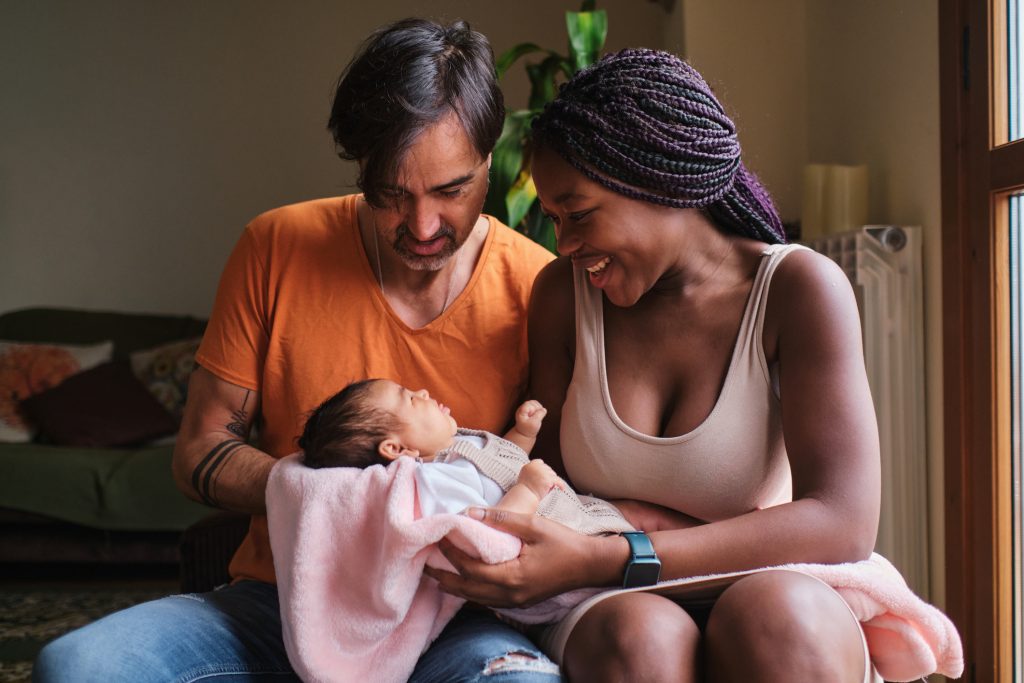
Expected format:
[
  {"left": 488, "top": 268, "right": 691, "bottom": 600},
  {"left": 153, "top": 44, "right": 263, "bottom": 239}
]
[
  {"left": 378, "top": 438, "right": 419, "bottom": 461},
  {"left": 486, "top": 153, "right": 492, "bottom": 170}
]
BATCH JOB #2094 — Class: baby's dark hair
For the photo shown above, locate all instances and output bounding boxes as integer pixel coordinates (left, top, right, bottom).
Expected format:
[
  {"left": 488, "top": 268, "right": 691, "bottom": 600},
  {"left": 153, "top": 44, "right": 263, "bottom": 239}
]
[
  {"left": 299, "top": 379, "right": 400, "bottom": 469},
  {"left": 531, "top": 48, "right": 785, "bottom": 244}
]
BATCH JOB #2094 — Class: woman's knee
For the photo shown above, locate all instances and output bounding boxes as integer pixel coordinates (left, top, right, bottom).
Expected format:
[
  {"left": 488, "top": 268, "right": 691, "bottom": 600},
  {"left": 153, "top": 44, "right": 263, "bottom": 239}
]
[
  {"left": 564, "top": 593, "right": 700, "bottom": 683},
  {"left": 705, "top": 571, "right": 865, "bottom": 682}
]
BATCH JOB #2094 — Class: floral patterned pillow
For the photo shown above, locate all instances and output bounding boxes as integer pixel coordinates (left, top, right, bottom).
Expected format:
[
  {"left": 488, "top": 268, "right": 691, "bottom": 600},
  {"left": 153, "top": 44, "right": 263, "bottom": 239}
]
[
  {"left": 0, "top": 339, "right": 114, "bottom": 442},
  {"left": 129, "top": 337, "right": 202, "bottom": 423}
]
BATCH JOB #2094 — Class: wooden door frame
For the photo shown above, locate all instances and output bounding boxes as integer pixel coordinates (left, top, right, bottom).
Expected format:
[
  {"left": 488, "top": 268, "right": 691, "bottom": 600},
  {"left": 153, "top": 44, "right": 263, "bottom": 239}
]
[{"left": 940, "top": 0, "right": 1024, "bottom": 680}]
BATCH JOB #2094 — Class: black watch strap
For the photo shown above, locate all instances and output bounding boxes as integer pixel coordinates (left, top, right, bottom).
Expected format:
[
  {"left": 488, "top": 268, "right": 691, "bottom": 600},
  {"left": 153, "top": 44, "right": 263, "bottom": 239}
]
[{"left": 620, "top": 531, "right": 662, "bottom": 588}]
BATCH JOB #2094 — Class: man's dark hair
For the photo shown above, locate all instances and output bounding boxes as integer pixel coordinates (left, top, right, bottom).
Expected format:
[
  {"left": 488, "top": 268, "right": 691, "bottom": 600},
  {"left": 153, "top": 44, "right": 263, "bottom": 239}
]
[
  {"left": 299, "top": 379, "right": 400, "bottom": 469},
  {"left": 327, "top": 18, "right": 504, "bottom": 207}
]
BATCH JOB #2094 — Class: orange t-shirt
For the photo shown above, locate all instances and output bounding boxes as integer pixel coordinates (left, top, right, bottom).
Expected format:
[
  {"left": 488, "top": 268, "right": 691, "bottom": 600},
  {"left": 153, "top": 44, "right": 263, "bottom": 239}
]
[{"left": 196, "top": 194, "right": 553, "bottom": 584}]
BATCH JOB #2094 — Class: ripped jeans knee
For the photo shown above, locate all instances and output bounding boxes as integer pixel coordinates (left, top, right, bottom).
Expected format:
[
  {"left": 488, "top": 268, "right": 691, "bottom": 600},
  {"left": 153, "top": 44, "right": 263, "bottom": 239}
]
[
  {"left": 483, "top": 649, "right": 561, "bottom": 677},
  {"left": 409, "top": 608, "right": 563, "bottom": 682}
]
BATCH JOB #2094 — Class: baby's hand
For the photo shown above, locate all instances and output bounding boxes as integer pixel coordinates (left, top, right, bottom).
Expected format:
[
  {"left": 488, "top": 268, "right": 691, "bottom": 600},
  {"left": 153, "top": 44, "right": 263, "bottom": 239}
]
[
  {"left": 517, "top": 459, "right": 564, "bottom": 499},
  {"left": 514, "top": 400, "right": 547, "bottom": 439}
]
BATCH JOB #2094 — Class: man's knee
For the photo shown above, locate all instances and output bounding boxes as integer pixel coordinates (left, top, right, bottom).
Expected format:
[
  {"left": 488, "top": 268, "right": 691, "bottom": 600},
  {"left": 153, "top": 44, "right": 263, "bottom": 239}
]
[
  {"left": 34, "top": 625, "right": 108, "bottom": 682},
  {"left": 33, "top": 589, "right": 280, "bottom": 683},
  {"left": 411, "top": 609, "right": 561, "bottom": 682},
  {"left": 33, "top": 600, "right": 178, "bottom": 683},
  {"left": 481, "top": 648, "right": 561, "bottom": 677}
]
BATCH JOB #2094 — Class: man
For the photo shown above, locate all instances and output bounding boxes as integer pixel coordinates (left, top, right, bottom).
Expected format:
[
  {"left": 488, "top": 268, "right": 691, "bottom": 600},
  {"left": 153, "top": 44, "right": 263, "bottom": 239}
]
[{"left": 34, "top": 18, "right": 556, "bottom": 682}]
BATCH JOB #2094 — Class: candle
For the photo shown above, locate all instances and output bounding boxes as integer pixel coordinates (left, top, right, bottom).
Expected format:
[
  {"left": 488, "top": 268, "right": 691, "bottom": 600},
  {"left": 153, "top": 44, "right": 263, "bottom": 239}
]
[{"left": 801, "top": 163, "right": 869, "bottom": 239}]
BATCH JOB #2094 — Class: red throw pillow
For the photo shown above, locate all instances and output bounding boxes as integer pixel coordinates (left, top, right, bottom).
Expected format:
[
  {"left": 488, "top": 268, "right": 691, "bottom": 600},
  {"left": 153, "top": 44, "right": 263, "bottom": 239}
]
[
  {"left": 0, "top": 339, "right": 113, "bottom": 442},
  {"left": 21, "top": 362, "right": 178, "bottom": 447}
]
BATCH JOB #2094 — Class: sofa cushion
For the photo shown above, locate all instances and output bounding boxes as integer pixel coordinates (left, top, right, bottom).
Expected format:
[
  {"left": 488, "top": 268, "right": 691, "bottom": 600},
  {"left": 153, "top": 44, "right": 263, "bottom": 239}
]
[
  {"left": 22, "top": 362, "right": 178, "bottom": 447},
  {"left": 0, "top": 443, "right": 211, "bottom": 530},
  {"left": 0, "top": 308, "right": 213, "bottom": 542},
  {"left": 0, "top": 339, "right": 114, "bottom": 443},
  {"left": 130, "top": 337, "right": 202, "bottom": 422}
]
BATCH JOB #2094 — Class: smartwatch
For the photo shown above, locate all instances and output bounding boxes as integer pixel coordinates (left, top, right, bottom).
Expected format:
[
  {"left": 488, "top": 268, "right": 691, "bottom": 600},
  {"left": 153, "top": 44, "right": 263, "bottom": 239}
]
[{"left": 620, "top": 531, "right": 661, "bottom": 588}]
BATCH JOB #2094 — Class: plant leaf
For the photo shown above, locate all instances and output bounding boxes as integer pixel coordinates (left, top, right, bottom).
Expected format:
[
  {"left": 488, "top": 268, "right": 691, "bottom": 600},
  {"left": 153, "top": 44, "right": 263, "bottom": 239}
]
[
  {"left": 495, "top": 42, "right": 547, "bottom": 80},
  {"left": 484, "top": 112, "right": 532, "bottom": 222},
  {"left": 506, "top": 170, "right": 538, "bottom": 229},
  {"left": 566, "top": 10, "right": 608, "bottom": 71},
  {"left": 526, "top": 55, "right": 567, "bottom": 111},
  {"left": 524, "top": 203, "right": 557, "bottom": 253}
]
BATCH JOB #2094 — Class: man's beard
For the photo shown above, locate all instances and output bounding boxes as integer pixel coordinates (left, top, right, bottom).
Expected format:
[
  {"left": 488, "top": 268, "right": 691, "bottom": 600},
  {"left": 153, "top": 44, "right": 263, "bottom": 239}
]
[{"left": 391, "top": 223, "right": 461, "bottom": 272}]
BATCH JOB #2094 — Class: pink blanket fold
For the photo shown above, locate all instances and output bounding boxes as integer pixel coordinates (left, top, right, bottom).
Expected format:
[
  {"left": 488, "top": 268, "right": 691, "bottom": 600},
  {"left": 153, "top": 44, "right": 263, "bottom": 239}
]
[
  {"left": 267, "top": 454, "right": 963, "bottom": 683},
  {"left": 267, "top": 454, "right": 524, "bottom": 683},
  {"left": 787, "top": 554, "right": 962, "bottom": 681}
]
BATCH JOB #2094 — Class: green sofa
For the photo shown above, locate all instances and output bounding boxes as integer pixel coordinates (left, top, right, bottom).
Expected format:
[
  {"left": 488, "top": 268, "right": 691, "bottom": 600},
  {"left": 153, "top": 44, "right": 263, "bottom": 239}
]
[{"left": 0, "top": 307, "right": 214, "bottom": 566}]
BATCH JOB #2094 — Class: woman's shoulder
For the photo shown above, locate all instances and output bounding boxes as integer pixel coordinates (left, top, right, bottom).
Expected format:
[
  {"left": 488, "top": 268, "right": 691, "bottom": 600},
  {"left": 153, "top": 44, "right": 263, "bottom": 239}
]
[
  {"left": 530, "top": 256, "right": 575, "bottom": 313},
  {"left": 763, "top": 244, "right": 861, "bottom": 354},
  {"left": 529, "top": 256, "right": 576, "bottom": 355},
  {"left": 535, "top": 254, "right": 574, "bottom": 283},
  {"left": 769, "top": 245, "right": 853, "bottom": 304}
]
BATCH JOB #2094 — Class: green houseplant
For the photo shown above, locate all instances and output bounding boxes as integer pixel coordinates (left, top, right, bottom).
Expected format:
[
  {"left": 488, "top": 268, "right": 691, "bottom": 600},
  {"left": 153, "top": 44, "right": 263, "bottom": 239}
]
[{"left": 484, "top": 1, "right": 608, "bottom": 252}]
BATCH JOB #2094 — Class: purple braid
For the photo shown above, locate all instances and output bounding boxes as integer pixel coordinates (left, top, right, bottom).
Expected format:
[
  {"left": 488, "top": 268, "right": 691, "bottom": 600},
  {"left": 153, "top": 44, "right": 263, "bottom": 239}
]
[{"left": 532, "top": 48, "right": 786, "bottom": 244}]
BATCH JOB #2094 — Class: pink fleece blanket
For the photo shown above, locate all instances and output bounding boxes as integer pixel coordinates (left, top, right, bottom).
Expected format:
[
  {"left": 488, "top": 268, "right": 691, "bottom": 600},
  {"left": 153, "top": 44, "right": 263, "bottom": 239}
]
[
  {"left": 267, "top": 454, "right": 524, "bottom": 683},
  {"left": 266, "top": 454, "right": 962, "bottom": 683}
]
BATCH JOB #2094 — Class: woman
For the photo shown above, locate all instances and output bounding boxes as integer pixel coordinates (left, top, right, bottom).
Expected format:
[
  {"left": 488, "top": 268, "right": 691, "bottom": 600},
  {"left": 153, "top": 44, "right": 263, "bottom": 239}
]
[{"left": 426, "top": 49, "right": 881, "bottom": 682}]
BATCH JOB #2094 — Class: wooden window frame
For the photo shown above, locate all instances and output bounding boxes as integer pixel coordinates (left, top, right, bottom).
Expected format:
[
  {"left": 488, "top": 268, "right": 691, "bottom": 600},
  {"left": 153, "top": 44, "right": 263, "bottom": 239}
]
[{"left": 941, "top": 0, "right": 1024, "bottom": 680}]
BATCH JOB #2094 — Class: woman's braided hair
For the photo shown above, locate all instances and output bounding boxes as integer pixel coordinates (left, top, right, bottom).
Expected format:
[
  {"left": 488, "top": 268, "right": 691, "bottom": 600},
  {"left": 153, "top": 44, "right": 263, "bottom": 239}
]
[{"left": 532, "top": 48, "right": 786, "bottom": 244}]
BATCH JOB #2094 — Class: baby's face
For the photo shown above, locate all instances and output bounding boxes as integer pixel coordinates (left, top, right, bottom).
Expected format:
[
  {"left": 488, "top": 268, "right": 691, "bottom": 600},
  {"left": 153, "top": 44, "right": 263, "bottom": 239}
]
[{"left": 369, "top": 380, "right": 458, "bottom": 460}]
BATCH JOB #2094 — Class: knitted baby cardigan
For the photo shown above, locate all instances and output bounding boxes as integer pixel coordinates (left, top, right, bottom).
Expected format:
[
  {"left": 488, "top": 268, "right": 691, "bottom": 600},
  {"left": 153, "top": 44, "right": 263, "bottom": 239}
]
[{"left": 438, "top": 428, "right": 634, "bottom": 536}]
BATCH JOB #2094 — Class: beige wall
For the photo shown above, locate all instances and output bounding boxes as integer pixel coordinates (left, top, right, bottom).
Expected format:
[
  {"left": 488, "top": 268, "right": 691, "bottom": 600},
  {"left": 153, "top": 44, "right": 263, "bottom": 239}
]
[
  {"left": 680, "top": 0, "right": 944, "bottom": 603},
  {"left": 804, "top": 0, "right": 944, "bottom": 608},
  {"left": 682, "top": 0, "right": 808, "bottom": 223},
  {"left": 0, "top": 0, "right": 667, "bottom": 317}
]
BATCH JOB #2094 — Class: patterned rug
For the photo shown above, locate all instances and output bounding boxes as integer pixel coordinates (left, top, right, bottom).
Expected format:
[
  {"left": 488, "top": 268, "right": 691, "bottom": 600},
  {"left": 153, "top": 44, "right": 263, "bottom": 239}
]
[{"left": 0, "top": 585, "right": 173, "bottom": 683}]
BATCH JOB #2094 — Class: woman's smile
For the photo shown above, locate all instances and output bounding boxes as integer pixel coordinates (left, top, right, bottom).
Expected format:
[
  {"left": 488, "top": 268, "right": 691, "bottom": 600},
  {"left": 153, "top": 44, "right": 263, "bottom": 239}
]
[
  {"left": 585, "top": 256, "right": 612, "bottom": 274},
  {"left": 586, "top": 256, "right": 613, "bottom": 287}
]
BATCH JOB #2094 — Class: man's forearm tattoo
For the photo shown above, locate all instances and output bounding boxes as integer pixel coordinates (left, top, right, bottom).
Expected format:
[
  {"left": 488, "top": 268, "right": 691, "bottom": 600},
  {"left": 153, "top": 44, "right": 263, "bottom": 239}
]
[
  {"left": 226, "top": 391, "right": 251, "bottom": 438},
  {"left": 191, "top": 439, "right": 246, "bottom": 507},
  {"left": 191, "top": 393, "right": 252, "bottom": 507}
]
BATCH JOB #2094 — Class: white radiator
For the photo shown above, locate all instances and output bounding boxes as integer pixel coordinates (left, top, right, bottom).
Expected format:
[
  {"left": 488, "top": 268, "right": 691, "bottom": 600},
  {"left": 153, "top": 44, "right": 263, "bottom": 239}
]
[{"left": 805, "top": 226, "right": 929, "bottom": 598}]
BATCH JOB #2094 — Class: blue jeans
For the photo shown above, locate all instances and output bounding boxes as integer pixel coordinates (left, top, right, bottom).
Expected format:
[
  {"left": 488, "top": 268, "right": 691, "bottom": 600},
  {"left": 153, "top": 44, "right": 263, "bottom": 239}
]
[{"left": 33, "top": 581, "right": 562, "bottom": 682}]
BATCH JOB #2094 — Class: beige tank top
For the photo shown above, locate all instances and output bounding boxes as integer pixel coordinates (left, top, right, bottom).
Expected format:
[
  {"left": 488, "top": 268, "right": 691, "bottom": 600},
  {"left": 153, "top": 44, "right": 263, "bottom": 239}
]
[{"left": 560, "top": 244, "right": 805, "bottom": 522}]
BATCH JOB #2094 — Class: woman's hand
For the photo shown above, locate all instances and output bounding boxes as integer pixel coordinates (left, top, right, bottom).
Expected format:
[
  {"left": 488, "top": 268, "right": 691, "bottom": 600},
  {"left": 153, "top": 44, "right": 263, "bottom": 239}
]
[
  {"left": 611, "top": 499, "right": 705, "bottom": 533},
  {"left": 424, "top": 507, "right": 624, "bottom": 608}
]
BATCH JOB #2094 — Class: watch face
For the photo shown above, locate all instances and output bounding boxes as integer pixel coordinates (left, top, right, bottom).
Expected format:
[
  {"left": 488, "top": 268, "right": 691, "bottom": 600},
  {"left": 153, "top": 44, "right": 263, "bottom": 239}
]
[{"left": 623, "top": 559, "right": 662, "bottom": 588}]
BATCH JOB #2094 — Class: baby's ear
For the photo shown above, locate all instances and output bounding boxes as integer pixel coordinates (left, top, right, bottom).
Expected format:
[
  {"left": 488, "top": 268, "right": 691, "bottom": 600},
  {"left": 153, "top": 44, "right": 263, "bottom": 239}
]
[{"left": 379, "top": 438, "right": 418, "bottom": 461}]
